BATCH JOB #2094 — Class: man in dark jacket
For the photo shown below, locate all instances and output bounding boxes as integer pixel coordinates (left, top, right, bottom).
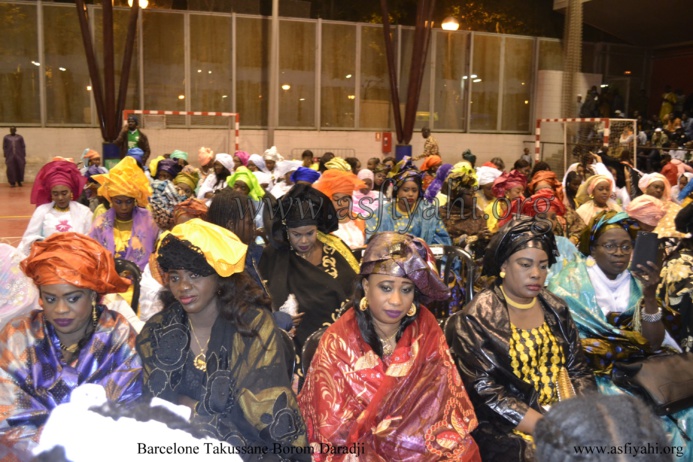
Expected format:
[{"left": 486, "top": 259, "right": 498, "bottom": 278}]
[{"left": 114, "top": 115, "right": 151, "bottom": 162}]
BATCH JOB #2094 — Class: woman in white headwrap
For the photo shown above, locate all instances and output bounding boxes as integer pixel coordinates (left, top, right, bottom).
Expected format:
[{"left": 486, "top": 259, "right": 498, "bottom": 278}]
[
  {"left": 671, "top": 172, "right": 693, "bottom": 204},
  {"left": 196, "top": 153, "right": 235, "bottom": 204},
  {"left": 246, "top": 154, "right": 269, "bottom": 174},
  {"left": 475, "top": 166, "right": 502, "bottom": 211},
  {"left": 352, "top": 169, "right": 380, "bottom": 217},
  {"left": 269, "top": 160, "right": 302, "bottom": 199},
  {"left": 263, "top": 146, "right": 284, "bottom": 183},
  {"left": 253, "top": 171, "right": 273, "bottom": 193}
]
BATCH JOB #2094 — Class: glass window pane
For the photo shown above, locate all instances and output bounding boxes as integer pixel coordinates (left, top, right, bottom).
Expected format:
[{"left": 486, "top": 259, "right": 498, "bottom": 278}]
[
  {"left": 502, "top": 37, "right": 533, "bottom": 132},
  {"left": 279, "top": 20, "right": 315, "bottom": 128},
  {"left": 607, "top": 46, "right": 645, "bottom": 78},
  {"left": 94, "top": 7, "right": 140, "bottom": 119},
  {"left": 434, "top": 30, "right": 468, "bottom": 131},
  {"left": 360, "top": 25, "right": 391, "bottom": 130},
  {"left": 582, "top": 43, "right": 595, "bottom": 74},
  {"left": 236, "top": 17, "right": 269, "bottom": 127},
  {"left": 538, "top": 39, "right": 562, "bottom": 71},
  {"left": 44, "top": 4, "right": 92, "bottom": 125},
  {"left": 321, "top": 23, "right": 356, "bottom": 129},
  {"left": 0, "top": 4, "right": 40, "bottom": 124},
  {"left": 142, "top": 12, "right": 185, "bottom": 112},
  {"left": 398, "top": 27, "right": 432, "bottom": 131},
  {"left": 190, "top": 14, "right": 232, "bottom": 126},
  {"left": 470, "top": 34, "right": 500, "bottom": 131}
]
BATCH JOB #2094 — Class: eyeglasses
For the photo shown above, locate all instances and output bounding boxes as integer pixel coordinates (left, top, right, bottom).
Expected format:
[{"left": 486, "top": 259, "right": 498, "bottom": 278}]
[{"left": 595, "top": 242, "right": 633, "bottom": 254}]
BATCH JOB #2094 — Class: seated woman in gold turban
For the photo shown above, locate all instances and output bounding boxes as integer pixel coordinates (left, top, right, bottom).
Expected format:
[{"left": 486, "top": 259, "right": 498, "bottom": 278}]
[{"left": 137, "top": 219, "right": 309, "bottom": 459}]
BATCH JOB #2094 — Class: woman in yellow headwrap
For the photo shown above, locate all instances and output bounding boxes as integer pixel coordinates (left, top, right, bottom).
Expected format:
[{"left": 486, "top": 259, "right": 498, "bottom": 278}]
[
  {"left": 137, "top": 219, "right": 310, "bottom": 459},
  {"left": 173, "top": 169, "right": 200, "bottom": 198},
  {"left": 89, "top": 156, "right": 158, "bottom": 270}
]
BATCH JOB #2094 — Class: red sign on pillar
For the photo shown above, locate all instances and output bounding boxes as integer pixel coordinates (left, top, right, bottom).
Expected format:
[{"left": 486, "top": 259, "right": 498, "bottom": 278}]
[{"left": 382, "top": 132, "right": 392, "bottom": 153}]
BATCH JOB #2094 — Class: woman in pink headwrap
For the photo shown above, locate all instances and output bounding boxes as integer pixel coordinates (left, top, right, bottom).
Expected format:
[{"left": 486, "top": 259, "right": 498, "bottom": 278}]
[
  {"left": 625, "top": 195, "right": 666, "bottom": 232},
  {"left": 19, "top": 160, "right": 93, "bottom": 256},
  {"left": 484, "top": 170, "right": 527, "bottom": 233},
  {"left": 232, "top": 150, "right": 250, "bottom": 168},
  {"left": 574, "top": 174, "right": 622, "bottom": 226},
  {"left": 639, "top": 173, "right": 684, "bottom": 239},
  {"left": 196, "top": 147, "right": 214, "bottom": 182}
]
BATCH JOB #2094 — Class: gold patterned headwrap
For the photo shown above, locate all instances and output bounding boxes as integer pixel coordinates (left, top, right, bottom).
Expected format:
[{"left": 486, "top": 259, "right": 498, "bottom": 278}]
[
  {"left": 93, "top": 156, "right": 151, "bottom": 207},
  {"left": 157, "top": 218, "right": 247, "bottom": 278}
]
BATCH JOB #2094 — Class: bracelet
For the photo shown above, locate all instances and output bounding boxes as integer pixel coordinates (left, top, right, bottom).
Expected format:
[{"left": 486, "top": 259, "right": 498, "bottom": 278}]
[{"left": 641, "top": 307, "right": 663, "bottom": 323}]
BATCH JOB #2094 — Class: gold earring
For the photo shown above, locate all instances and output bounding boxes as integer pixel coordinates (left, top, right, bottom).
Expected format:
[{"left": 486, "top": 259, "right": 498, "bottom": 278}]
[
  {"left": 499, "top": 271, "right": 506, "bottom": 279},
  {"left": 407, "top": 303, "right": 417, "bottom": 317},
  {"left": 92, "top": 298, "right": 98, "bottom": 325},
  {"left": 359, "top": 298, "right": 368, "bottom": 311}
]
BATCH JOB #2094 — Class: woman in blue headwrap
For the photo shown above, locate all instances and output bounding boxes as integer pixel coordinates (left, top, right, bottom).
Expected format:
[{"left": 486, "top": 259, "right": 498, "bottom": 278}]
[
  {"left": 365, "top": 162, "right": 451, "bottom": 245},
  {"left": 291, "top": 166, "right": 320, "bottom": 185}
]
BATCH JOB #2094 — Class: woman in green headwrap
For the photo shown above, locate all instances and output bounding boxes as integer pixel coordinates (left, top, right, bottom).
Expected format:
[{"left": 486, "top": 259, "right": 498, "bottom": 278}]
[{"left": 226, "top": 166, "right": 266, "bottom": 231}]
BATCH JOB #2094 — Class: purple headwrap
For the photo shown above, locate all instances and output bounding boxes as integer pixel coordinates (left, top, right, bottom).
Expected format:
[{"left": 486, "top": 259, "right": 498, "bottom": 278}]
[
  {"left": 291, "top": 167, "right": 321, "bottom": 184},
  {"left": 85, "top": 165, "right": 103, "bottom": 183},
  {"left": 424, "top": 164, "right": 453, "bottom": 203},
  {"left": 127, "top": 147, "right": 144, "bottom": 164},
  {"left": 156, "top": 159, "right": 183, "bottom": 179}
]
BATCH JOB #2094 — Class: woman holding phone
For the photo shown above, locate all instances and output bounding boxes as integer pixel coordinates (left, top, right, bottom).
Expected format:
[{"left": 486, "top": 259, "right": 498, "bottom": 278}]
[{"left": 548, "top": 210, "right": 692, "bottom": 456}]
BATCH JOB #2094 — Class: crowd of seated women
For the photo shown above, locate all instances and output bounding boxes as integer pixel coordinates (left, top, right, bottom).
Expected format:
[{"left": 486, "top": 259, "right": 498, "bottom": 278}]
[{"left": 1, "top": 140, "right": 693, "bottom": 461}]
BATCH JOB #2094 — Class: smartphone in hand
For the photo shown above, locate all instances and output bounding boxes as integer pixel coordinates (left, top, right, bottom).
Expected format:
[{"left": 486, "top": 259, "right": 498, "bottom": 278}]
[{"left": 630, "top": 231, "right": 659, "bottom": 271}]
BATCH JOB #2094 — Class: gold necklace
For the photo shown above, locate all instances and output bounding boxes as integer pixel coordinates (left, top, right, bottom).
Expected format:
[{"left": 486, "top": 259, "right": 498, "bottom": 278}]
[
  {"left": 53, "top": 204, "right": 70, "bottom": 212},
  {"left": 297, "top": 245, "right": 316, "bottom": 261},
  {"left": 59, "top": 340, "right": 79, "bottom": 354},
  {"left": 500, "top": 285, "right": 536, "bottom": 310},
  {"left": 188, "top": 320, "right": 209, "bottom": 372},
  {"left": 377, "top": 330, "right": 398, "bottom": 355}
]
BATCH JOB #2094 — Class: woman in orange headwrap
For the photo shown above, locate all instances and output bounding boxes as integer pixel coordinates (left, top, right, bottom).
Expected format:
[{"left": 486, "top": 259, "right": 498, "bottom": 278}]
[
  {"left": 0, "top": 233, "right": 142, "bottom": 454},
  {"left": 89, "top": 157, "right": 158, "bottom": 270},
  {"left": 19, "top": 160, "right": 93, "bottom": 256},
  {"left": 313, "top": 168, "right": 367, "bottom": 248},
  {"left": 420, "top": 154, "right": 442, "bottom": 190}
]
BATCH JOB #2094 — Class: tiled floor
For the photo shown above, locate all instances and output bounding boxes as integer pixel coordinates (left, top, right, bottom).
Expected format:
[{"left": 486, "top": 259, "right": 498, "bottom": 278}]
[{"left": 0, "top": 183, "right": 33, "bottom": 246}]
